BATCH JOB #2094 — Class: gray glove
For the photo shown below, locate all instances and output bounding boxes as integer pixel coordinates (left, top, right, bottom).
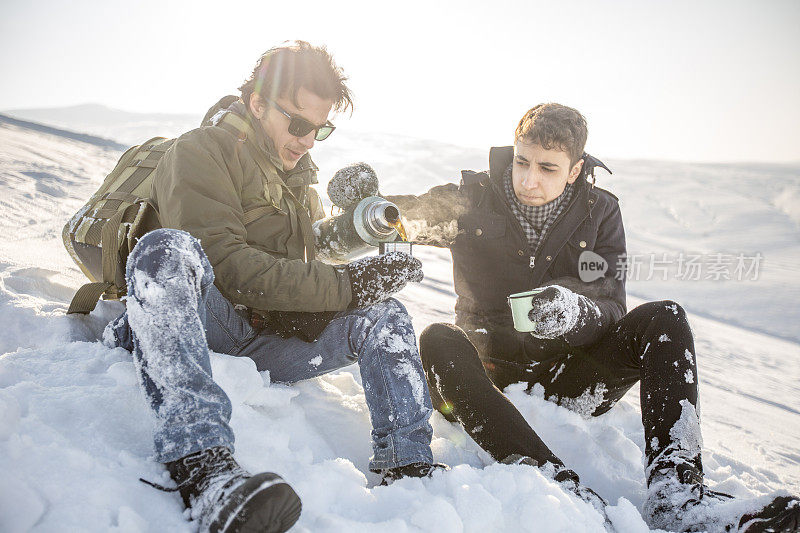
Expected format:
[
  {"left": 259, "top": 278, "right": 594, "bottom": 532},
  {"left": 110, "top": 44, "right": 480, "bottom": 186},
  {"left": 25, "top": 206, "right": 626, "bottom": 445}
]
[
  {"left": 327, "top": 162, "right": 380, "bottom": 209},
  {"left": 527, "top": 285, "right": 601, "bottom": 340},
  {"left": 347, "top": 252, "right": 423, "bottom": 308}
]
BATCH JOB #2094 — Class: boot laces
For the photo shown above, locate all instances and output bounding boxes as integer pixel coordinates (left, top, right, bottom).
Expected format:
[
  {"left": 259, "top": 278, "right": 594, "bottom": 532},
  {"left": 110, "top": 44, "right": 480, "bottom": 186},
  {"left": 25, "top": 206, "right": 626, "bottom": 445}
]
[
  {"left": 140, "top": 447, "right": 247, "bottom": 495},
  {"left": 377, "top": 462, "right": 448, "bottom": 485},
  {"left": 677, "top": 466, "right": 734, "bottom": 512}
]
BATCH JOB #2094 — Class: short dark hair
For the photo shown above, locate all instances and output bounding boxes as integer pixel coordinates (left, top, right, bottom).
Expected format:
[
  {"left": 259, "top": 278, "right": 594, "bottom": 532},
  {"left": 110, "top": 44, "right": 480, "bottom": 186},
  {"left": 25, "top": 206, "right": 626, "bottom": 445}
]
[
  {"left": 515, "top": 103, "right": 587, "bottom": 164},
  {"left": 239, "top": 41, "right": 353, "bottom": 114}
]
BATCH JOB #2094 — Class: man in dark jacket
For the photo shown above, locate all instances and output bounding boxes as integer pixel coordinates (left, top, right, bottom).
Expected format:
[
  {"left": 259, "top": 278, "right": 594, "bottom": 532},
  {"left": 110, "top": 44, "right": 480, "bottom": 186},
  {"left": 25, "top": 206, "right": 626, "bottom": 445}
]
[{"left": 388, "top": 103, "right": 799, "bottom": 532}]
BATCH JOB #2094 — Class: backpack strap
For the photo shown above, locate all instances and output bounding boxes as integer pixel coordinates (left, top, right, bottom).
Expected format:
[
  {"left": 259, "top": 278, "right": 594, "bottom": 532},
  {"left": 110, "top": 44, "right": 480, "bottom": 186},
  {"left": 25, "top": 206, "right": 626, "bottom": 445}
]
[
  {"left": 67, "top": 202, "right": 141, "bottom": 314},
  {"left": 248, "top": 143, "right": 316, "bottom": 261},
  {"left": 219, "top": 112, "right": 316, "bottom": 261},
  {"left": 67, "top": 281, "right": 114, "bottom": 315}
]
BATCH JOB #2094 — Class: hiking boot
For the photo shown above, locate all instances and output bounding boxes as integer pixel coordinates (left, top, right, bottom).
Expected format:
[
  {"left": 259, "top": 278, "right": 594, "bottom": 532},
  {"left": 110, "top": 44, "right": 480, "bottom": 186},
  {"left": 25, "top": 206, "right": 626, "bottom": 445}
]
[
  {"left": 153, "top": 446, "right": 301, "bottom": 533},
  {"left": 502, "top": 457, "right": 610, "bottom": 524},
  {"left": 552, "top": 467, "right": 611, "bottom": 524},
  {"left": 375, "top": 462, "right": 449, "bottom": 486},
  {"left": 738, "top": 495, "right": 800, "bottom": 532},
  {"left": 643, "top": 463, "right": 800, "bottom": 532},
  {"left": 500, "top": 454, "right": 539, "bottom": 467},
  {"left": 500, "top": 457, "right": 608, "bottom": 511}
]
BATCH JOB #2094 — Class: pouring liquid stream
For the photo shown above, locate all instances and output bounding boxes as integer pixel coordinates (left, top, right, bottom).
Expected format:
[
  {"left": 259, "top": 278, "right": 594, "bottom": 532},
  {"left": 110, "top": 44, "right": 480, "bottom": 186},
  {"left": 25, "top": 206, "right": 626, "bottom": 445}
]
[{"left": 389, "top": 219, "right": 408, "bottom": 242}]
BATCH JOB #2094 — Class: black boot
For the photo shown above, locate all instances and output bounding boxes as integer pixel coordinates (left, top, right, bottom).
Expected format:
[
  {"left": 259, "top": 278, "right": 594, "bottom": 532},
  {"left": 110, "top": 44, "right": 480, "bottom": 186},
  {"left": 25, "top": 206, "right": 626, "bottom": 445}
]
[
  {"left": 374, "top": 462, "right": 449, "bottom": 486},
  {"left": 501, "top": 455, "right": 610, "bottom": 524},
  {"left": 552, "top": 467, "right": 611, "bottom": 526},
  {"left": 738, "top": 495, "right": 800, "bottom": 532},
  {"left": 152, "top": 446, "right": 302, "bottom": 533},
  {"left": 644, "top": 463, "right": 800, "bottom": 532}
]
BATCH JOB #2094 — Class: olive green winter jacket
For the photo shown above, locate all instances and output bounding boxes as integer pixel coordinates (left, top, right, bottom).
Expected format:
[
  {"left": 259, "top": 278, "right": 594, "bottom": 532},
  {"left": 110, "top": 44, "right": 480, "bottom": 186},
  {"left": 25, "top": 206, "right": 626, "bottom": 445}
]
[{"left": 151, "top": 98, "right": 353, "bottom": 314}]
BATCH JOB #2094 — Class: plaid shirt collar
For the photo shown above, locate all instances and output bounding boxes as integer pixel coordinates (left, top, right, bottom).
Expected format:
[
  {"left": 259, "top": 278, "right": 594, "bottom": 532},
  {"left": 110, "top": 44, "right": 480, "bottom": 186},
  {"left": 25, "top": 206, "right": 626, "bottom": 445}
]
[{"left": 503, "top": 163, "right": 574, "bottom": 252}]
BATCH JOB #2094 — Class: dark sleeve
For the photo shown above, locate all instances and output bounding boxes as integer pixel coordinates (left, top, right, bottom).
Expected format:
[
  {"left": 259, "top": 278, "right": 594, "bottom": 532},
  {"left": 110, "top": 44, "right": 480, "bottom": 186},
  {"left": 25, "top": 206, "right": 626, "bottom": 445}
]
[
  {"left": 384, "top": 183, "right": 470, "bottom": 248},
  {"left": 547, "top": 199, "right": 627, "bottom": 346}
]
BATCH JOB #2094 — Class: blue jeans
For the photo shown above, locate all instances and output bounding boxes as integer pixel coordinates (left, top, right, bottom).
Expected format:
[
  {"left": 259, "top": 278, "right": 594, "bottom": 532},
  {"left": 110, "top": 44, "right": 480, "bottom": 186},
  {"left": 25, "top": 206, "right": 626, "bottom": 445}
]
[{"left": 106, "top": 228, "right": 433, "bottom": 471}]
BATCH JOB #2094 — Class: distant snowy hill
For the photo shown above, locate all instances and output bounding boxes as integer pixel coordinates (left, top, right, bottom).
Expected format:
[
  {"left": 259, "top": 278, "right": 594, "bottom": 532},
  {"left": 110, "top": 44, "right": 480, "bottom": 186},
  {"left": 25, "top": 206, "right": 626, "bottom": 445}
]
[
  {"left": 0, "top": 113, "right": 126, "bottom": 151},
  {"left": 3, "top": 103, "right": 201, "bottom": 147},
  {"left": 1, "top": 112, "right": 798, "bottom": 532}
]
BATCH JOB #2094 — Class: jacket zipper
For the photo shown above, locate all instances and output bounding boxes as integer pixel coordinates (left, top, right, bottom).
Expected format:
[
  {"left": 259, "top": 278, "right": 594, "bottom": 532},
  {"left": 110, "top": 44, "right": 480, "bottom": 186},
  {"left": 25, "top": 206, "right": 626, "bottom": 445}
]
[{"left": 489, "top": 178, "right": 592, "bottom": 273}]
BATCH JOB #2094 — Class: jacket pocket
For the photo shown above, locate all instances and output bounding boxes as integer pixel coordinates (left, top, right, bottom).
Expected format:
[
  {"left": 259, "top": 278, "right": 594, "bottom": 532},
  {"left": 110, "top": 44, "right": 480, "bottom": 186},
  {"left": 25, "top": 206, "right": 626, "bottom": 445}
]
[
  {"left": 459, "top": 213, "right": 507, "bottom": 239},
  {"left": 242, "top": 202, "right": 291, "bottom": 255},
  {"left": 565, "top": 222, "right": 598, "bottom": 252},
  {"left": 551, "top": 222, "right": 599, "bottom": 279}
]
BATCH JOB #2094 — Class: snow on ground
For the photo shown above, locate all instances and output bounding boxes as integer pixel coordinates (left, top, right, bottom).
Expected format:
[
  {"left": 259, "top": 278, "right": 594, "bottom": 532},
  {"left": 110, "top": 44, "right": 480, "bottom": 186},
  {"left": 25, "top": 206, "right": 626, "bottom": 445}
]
[{"left": 1, "top": 113, "right": 799, "bottom": 532}]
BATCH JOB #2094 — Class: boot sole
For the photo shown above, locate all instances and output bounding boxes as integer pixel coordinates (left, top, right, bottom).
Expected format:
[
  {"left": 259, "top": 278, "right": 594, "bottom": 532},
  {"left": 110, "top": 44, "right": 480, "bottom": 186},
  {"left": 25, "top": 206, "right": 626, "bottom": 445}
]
[
  {"left": 211, "top": 475, "right": 302, "bottom": 533},
  {"left": 740, "top": 496, "right": 800, "bottom": 533}
]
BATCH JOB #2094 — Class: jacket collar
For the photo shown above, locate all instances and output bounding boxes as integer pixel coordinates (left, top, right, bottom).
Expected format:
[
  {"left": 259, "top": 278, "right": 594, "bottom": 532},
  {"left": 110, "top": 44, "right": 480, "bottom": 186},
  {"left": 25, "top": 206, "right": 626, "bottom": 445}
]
[
  {"left": 488, "top": 146, "right": 514, "bottom": 183},
  {"left": 204, "top": 96, "right": 319, "bottom": 187}
]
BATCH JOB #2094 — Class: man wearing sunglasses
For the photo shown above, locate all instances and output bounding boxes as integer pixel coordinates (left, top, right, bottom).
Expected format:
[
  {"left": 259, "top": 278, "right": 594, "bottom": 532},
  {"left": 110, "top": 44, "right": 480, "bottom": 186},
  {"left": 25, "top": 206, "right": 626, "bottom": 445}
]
[{"left": 103, "top": 41, "right": 438, "bottom": 532}]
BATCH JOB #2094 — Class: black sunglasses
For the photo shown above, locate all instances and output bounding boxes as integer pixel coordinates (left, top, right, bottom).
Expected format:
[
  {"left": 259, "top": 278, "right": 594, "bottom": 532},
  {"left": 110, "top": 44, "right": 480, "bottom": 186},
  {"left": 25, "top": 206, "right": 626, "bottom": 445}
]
[{"left": 266, "top": 99, "right": 336, "bottom": 141}]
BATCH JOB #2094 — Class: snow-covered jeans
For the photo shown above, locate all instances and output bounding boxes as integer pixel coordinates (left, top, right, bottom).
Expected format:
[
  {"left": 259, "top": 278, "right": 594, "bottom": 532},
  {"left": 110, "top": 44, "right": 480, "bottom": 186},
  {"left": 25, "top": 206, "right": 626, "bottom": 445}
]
[{"left": 105, "top": 228, "right": 434, "bottom": 471}]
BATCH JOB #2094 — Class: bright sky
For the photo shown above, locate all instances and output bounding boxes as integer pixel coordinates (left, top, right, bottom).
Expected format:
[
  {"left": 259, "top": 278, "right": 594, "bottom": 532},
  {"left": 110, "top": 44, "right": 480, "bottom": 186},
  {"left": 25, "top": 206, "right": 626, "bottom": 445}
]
[{"left": 1, "top": 0, "right": 798, "bottom": 163}]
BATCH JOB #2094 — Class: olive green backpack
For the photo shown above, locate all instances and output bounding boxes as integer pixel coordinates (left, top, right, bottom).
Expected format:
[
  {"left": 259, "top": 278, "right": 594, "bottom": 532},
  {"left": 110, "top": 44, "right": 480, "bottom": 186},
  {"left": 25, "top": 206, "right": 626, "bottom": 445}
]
[
  {"left": 62, "top": 111, "right": 315, "bottom": 315},
  {"left": 62, "top": 137, "right": 174, "bottom": 314}
]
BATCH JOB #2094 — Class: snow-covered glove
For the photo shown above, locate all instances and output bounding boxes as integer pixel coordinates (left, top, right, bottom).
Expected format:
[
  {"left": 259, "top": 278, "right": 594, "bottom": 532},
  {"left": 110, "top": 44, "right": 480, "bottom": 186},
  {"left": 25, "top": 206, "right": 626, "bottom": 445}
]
[
  {"left": 527, "top": 285, "right": 602, "bottom": 342},
  {"left": 327, "top": 162, "right": 380, "bottom": 209},
  {"left": 347, "top": 252, "right": 423, "bottom": 308}
]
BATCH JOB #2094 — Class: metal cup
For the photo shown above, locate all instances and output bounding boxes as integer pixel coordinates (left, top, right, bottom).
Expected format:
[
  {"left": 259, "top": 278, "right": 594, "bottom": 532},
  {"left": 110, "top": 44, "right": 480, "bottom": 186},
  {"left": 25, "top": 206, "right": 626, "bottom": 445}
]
[
  {"left": 507, "top": 288, "right": 546, "bottom": 332},
  {"left": 379, "top": 241, "right": 413, "bottom": 255}
]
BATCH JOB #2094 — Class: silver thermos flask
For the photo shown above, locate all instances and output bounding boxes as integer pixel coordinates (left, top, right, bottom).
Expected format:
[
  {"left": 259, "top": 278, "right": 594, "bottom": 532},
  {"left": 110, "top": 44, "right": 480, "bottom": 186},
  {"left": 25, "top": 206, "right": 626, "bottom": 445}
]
[{"left": 313, "top": 196, "right": 402, "bottom": 264}]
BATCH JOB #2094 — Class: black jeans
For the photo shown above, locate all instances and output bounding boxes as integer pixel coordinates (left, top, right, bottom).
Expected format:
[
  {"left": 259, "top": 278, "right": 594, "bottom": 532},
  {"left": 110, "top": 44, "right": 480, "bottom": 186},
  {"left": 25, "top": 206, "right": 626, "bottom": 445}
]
[{"left": 420, "top": 300, "right": 700, "bottom": 475}]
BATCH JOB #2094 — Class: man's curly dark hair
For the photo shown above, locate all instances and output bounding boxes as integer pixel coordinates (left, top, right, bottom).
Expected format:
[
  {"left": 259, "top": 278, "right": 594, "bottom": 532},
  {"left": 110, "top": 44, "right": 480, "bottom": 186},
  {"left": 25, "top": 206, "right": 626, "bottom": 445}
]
[
  {"left": 515, "top": 103, "right": 587, "bottom": 165},
  {"left": 239, "top": 40, "right": 353, "bottom": 114}
]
